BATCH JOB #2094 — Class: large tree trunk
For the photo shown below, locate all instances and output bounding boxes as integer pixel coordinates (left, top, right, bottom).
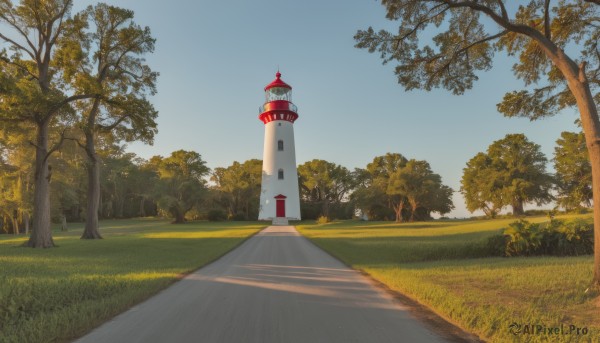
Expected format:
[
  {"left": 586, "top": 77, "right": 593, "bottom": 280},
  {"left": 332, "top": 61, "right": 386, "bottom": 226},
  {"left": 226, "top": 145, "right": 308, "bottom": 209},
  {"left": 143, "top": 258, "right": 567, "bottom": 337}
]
[
  {"left": 81, "top": 103, "right": 103, "bottom": 239},
  {"left": 172, "top": 207, "right": 186, "bottom": 224},
  {"left": 82, "top": 144, "right": 102, "bottom": 238},
  {"left": 587, "top": 143, "right": 600, "bottom": 288},
  {"left": 25, "top": 121, "right": 55, "bottom": 248},
  {"left": 511, "top": 199, "right": 524, "bottom": 216},
  {"left": 558, "top": 60, "right": 600, "bottom": 287}
]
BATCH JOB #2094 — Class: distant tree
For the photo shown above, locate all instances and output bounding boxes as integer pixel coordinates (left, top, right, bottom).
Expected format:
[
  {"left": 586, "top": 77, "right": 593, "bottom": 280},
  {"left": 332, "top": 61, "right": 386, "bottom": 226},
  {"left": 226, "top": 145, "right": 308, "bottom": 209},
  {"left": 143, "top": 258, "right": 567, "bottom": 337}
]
[
  {"left": 211, "top": 159, "right": 262, "bottom": 220},
  {"left": 460, "top": 153, "right": 502, "bottom": 218},
  {"left": 353, "top": 153, "right": 451, "bottom": 222},
  {"left": 351, "top": 168, "right": 392, "bottom": 220},
  {"left": 354, "top": 0, "right": 600, "bottom": 286},
  {"left": 554, "top": 131, "right": 592, "bottom": 210},
  {"left": 151, "top": 150, "right": 209, "bottom": 224},
  {"left": 353, "top": 153, "right": 408, "bottom": 222},
  {"left": 388, "top": 159, "right": 454, "bottom": 221},
  {"left": 298, "top": 159, "right": 355, "bottom": 219},
  {"left": 127, "top": 157, "right": 159, "bottom": 218},
  {"left": 461, "top": 134, "right": 553, "bottom": 216}
]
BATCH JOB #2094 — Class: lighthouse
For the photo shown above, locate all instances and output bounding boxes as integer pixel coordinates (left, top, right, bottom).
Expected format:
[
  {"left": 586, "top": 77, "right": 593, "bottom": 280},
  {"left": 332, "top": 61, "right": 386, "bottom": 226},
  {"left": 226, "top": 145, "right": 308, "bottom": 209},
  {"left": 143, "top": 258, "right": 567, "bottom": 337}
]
[{"left": 258, "top": 72, "right": 301, "bottom": 225}]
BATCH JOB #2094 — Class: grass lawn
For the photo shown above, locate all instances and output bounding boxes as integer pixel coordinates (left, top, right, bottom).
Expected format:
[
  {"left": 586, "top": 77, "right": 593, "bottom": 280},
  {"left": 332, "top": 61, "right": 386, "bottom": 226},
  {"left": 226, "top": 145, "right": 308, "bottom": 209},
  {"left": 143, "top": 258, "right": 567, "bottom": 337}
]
[
  {"left": 0, "top": 218, "right": 265, "bottom": 343},
  {"left": 297, "top": 215, "right": 599, "bottom": 343}
]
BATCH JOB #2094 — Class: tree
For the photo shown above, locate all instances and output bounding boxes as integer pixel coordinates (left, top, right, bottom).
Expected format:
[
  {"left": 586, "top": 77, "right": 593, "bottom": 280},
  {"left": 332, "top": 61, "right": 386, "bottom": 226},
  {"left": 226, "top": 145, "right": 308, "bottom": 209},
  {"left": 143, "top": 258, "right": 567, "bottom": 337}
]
[
  {"left": 0, "top": 0, "right": 97, "bottom": 247},
  {"left": 298, "top": 159, "right": 355, "bottom": 219},
  {"left": 352, "top": 153, "right": 451, "bottom": 222},
  {"left": 461, "top": 134, "right": 553, "bottom": 216},
  {"left": 151, "top": 150, "right": 209, "bottom": 224},
  {"left": 554, "top": 131, "right": 592, "bottom": 210},
  {"left": 356, "top": 153, "right": 409, "bottom": 222},
  {"left": 351, "top": 168, "right": 393, "bottom": 220},
  {"left": 355, "top": 1, "right": 600, "bottom": 286},
  {"left": 388, "top": 159, "right": 454, "bottom": 221},
  {"left": 460, "top": 153, "right": 503, "bottom": 217},
  {"left": 211, "top": 159, "right": 262, "bottom": 220},
  {"left": 68, "top": 4, "right": 158, "bottom": 239}
]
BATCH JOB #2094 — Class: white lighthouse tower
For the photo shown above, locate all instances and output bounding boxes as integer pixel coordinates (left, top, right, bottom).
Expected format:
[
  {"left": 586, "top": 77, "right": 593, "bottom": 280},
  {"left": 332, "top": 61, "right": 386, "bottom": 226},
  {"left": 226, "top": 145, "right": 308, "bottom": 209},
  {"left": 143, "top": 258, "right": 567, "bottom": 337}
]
[{"left": 258, "top": 72, "right": 301, "bottom": 224}]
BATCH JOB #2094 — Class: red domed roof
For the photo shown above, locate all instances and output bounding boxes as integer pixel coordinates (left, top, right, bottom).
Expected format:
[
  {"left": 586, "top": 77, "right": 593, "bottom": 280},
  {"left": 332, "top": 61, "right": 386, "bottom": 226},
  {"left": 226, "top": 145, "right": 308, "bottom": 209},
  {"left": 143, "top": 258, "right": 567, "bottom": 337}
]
[{"left": 264, "top": 72, "right": 292, "bottom": 91}]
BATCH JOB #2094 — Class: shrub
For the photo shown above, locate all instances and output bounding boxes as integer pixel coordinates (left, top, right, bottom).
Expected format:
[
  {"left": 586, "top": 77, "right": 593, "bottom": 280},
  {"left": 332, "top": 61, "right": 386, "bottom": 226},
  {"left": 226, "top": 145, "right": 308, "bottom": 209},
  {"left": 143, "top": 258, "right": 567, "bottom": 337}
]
[
  {"left": 504, "top": 220, "right": 543, "bottom": 256},
  {"left": 555, "top": 219, "right": 594, "bottom": 256},
  {"left": 487, "top": 219, "right": 594, "bottom": 257},
  {"left": 207, "top": 209, "right": 227, "bottom": 222}
]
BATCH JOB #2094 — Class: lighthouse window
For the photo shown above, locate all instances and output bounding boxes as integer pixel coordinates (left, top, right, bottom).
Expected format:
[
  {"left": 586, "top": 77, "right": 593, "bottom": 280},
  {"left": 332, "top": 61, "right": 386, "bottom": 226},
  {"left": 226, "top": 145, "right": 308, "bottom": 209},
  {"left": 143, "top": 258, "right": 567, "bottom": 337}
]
[
  {"left": 278, "top": 140, "right": 284, "bottom": 151},
  {"left": 278, "top": 169, "right": 284, "bottom": 180}
]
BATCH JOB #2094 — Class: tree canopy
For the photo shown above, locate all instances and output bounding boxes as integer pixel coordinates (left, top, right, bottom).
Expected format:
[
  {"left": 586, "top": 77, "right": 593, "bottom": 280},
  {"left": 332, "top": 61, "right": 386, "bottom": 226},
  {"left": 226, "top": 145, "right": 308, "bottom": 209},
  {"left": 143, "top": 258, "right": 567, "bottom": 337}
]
[
  {"left": 150, "top": 150, "right": 210, "bottom": 224},
  {"left": 298, "top": 159, "right": 355, "bottom": 219},
  {"left": 554, "top": 131, "right": 592, "bottom": 210},
  {"left": 353, "top": 153, "right": 453, "bottom": 221},
  {"left": 461, "top": 134, "right": 553, "bottom": 216},
  {"left": 211, "top": 159, "right": 262, "bottom": 220}
]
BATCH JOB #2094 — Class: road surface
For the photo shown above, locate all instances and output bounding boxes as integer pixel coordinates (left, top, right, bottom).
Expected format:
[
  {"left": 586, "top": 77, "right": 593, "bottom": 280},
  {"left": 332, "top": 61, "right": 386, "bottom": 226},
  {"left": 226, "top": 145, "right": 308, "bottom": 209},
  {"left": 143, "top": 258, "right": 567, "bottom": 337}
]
[{"left": 76, "top": 226, "right": 463, "bottom": 343}]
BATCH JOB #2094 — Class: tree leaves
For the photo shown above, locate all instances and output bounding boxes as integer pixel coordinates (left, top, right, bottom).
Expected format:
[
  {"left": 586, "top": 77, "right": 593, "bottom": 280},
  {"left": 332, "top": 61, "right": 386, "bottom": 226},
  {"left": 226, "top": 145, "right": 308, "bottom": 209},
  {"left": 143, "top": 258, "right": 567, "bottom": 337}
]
[
  {"left": 356, "top": 0, "right": 599, "bottom": 118},
  {"left": 461, "top": 133, "right": 553, "bottom": 216},
  {"left": 554, "top": 131, "right": 592, "bottom": 209}
]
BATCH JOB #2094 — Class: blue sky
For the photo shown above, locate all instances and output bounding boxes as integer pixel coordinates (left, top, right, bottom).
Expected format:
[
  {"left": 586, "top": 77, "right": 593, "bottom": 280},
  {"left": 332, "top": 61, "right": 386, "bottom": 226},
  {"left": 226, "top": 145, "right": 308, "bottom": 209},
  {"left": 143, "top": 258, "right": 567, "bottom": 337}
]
[{"left": 75, "top": 0, "right": 579, "bottom": 218}]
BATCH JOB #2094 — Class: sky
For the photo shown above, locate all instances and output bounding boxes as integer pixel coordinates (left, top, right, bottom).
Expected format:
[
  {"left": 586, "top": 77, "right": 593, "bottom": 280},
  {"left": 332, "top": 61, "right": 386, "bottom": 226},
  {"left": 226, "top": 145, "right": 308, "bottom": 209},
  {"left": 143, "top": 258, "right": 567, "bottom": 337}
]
[{"left": 73, "top": 0, "right": 580, "bottom": 218}]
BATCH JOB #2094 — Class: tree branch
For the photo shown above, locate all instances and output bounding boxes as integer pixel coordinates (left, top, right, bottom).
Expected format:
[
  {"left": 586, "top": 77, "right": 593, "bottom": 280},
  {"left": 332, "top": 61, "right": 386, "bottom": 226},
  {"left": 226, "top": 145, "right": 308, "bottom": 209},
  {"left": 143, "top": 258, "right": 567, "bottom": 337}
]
[
  {"left": 0, "top": 32, "right": 36, "bottom": 60},
  {"left": 544, "top": 0, "right": 551, "bottom": 40},
  {"left": 44, "top": 129, "right": 68, "bottom": 163},
  {"left": 0, "top": 56, "right": 40, "bottom": 81},
  {"left": 496, "top": 0, "right": 508, "bottom": 20},
  {"left": 0, "top": 10, "right": 38, "bottom": 59},
  {"left": 426, "top": 30, "right": 508, "bottom": 88},
  {"left": 395, "top": 4, "right": 450, "bottom": 44},
  {"left": 63, "top": 136, "right": 86, "bottom": 150},
  {"left": 97, "top": 113, "right": 130, "bottom": 132},
  {"left": 438, "top": 0, "right": 579, "bottom": 75},
  {"left": 45, "top": 94, "right": 98, "bottom": 118}
]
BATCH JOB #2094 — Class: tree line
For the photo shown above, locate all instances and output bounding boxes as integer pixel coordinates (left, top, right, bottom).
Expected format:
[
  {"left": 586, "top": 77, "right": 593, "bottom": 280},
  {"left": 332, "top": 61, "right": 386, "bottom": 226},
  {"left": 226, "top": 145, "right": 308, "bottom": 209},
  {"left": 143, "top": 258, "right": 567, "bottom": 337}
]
[{"left": 1, "top": 128, "right": 592, "bottom": 239}]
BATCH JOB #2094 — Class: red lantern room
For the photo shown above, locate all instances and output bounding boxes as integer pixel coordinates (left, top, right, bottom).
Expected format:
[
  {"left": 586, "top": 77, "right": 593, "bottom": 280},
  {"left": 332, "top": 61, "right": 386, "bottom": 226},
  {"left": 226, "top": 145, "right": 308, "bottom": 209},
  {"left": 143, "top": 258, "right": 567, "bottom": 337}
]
[{"left": 259, "top": 72, "right": 299, "bottom": 124}]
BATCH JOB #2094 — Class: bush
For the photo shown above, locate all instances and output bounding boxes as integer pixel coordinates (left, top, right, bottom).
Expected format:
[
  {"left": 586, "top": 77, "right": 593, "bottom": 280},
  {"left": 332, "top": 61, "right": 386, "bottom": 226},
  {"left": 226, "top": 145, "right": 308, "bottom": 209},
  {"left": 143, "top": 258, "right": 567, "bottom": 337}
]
[
  {"left": 553, "top": 219, "right": 593, "bottom": 256},
  {"left": 316, "top": 216, "right": 330, "bottom": 225},
  {"left": 487, "top": 219, "right": 594, "bottom": 257},
  {"left": 207, "top": 209, "right": 227, "bottom": 222},
  {"left": 504, "top": 220, "right": 543, "bottom": 256}
]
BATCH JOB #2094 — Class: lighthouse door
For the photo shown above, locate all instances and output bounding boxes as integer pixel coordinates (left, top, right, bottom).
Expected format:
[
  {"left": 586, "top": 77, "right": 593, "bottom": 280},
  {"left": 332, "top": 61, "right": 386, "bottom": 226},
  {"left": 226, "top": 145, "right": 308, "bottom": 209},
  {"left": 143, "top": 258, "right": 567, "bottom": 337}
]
[{"left": 276, "top": 199, "right": 285, "bottom": 218}]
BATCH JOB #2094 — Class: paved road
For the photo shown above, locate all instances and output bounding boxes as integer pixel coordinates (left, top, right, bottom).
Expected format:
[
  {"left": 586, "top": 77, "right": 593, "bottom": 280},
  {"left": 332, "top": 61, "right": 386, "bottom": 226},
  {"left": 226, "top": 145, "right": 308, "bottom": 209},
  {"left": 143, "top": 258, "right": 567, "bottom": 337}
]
[{"left": 76, "top": 226, "right": 456, "bottom": 343}]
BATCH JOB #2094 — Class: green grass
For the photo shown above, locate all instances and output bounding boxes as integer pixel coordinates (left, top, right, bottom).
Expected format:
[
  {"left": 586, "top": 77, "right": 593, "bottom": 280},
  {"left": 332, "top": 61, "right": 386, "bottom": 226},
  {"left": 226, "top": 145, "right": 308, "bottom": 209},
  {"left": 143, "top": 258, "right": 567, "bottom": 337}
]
[
  {"left": 297, "top": 215, "right": 599, "bottom": 343},
  {"left": 0, "top": 218, "right": 265, "bottom": 343}
]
